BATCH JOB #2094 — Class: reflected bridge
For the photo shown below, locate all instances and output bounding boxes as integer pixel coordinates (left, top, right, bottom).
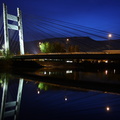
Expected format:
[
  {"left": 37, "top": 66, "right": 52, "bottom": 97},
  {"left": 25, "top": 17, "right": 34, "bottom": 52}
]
[{"left": 0, "top": 75, "right": 23, "bottom": 120}]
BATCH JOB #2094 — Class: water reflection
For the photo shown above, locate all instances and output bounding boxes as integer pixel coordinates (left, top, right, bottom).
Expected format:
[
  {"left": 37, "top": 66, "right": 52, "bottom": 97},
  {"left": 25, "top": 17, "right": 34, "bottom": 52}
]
[
  {"left": 35, "top": 68, "right": 120, "bottom": 83},
  {"left": 0, "top": 74, "right": 23, "bottom": 120},
  {"left": 0, "top": 68, "right": 120, "bottom": 120},
  {"left": 114, "top": 69, "right": 116, "bottom": 74}
]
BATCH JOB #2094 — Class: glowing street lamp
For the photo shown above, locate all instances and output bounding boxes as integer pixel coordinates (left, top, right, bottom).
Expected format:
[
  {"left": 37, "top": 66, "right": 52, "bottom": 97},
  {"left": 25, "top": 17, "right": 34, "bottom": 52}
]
[
  {"left": 39, "top": 42, "right": 42, "bottom": 45},
  {"left": 106, "top": 106, "right": 110, "bottom": 111},
  {"left": 66, "top": 38, "right": 69, "bottom": 42},
  {"left": 66, "top": 38, "right": 70, "bottom": 52},
  {"left": 108, "top": 34, "right": 112, "bottom": 50},
  {"left": 108, "top": 34, "right": 112, "bottom": 38}
]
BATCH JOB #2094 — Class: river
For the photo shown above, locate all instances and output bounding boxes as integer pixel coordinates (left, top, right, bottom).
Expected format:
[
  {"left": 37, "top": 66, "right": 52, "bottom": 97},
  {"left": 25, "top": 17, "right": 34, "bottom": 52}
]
[{"left": 0, "top": 67, "right": 120, "bottom": 120}]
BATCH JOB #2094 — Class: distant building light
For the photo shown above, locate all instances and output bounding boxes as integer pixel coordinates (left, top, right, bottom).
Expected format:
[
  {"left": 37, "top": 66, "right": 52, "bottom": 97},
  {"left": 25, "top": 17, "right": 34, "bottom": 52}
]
[
  {"left": 39, "top": 42, "right": 42, "bottom": 45},
  {"left": 44, "top": 71, "right": 47, "bottom": 75},
  {"left": 66, "top": 38, "right": 69, "bottom": 42},
  {"left": 66, "top": 60, "right": 73, "bottom": 63},
  {"left": 98, "top": 60, "right": 101, "bottom": 63},
  {"left": 105, "top": 60, "right": 108, "bottom": 63},
  {"left": 49, "top": 72, "right": 51, "bottom": 75},
  {"left": 39, "top": 59, "right": 44, "bottom": 61},
  {"left": 66, "top": 70, "right": 73, "bottom": 74}
]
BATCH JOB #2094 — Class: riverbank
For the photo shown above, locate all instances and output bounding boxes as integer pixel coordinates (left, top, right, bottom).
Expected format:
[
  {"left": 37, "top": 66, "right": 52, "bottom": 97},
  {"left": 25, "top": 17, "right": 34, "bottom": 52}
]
[
  {"left": 38, "top": 61, "right": 120, "bottom": 71},
  {"left": 0, "top": 59, "right": 120, "bottom": 72}
]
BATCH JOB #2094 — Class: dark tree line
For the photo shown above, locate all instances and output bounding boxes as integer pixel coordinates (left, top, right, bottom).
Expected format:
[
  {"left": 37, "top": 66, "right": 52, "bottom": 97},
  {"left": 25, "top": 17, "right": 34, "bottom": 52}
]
[{"left": 39, "top": 42, "right": 80, "bottom": 53}]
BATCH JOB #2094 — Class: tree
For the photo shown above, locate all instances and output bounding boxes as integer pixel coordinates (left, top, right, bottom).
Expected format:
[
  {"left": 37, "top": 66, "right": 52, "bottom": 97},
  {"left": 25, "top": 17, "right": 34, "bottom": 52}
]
[
  {"left": 39, "top": 42, "right": 65, "bottom": 53},
  {"left": 68, "top": 45, "right": 80, "bottom": 52},
  {"left": 2, "top": 49, "right": 13, "bottom": 59},
  {"left": 39, "top": 42, "right": 49, "bottom": 53},
  {"left": 39, "top": 41, "right": 80, "bottom": 53}
]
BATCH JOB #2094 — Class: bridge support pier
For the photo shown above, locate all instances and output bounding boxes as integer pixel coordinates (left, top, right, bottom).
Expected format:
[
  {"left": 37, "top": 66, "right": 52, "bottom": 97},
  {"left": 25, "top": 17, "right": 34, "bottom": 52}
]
[
  {"left": 3, "top": 3, "right": 25, "bottom": 55},
  {"left": 3, "top": 3, "right": 9, "bottom": 54}
]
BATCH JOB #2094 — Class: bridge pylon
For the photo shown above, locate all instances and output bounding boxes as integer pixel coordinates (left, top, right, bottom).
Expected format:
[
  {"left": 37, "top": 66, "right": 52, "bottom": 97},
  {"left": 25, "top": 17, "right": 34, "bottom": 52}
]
[{"left": 3, "top": 3, "right": 25, "bottom": 55}]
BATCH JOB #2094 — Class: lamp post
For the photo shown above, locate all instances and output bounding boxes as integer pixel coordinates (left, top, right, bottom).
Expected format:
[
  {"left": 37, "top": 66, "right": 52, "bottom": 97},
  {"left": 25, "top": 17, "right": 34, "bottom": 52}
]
[
  {"left": 66, "top": 38, "right": 69, "bottom": 52},
  {"left": 108, "top": 34, "right": 112, "bottom": 50}
]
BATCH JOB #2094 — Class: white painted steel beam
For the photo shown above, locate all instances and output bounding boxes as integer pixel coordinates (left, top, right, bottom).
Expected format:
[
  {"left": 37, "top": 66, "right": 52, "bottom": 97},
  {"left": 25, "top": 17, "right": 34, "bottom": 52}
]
[
  {"left": 0, "top": 77, "right": 9, "bottom": 120},
  {"left": 17, "top": 8, "right": 25, "bottom": 55},
  {"left": 4, "top": 110, "right": 15, "bottom": 118},
  {"left": 3, "top": 3, "right": 25, "bottom": 55},
  {"left": 14, "top": 78, "right": 24, "bottom": 120},
  {"left": 3, "top": 3, "right": 9, "bottom": 53},
  {"left": 7, "top": 14, "right": 18, "bottom": 22},
  {"left": 5, "top": 101, "right": 17, "bottom": 108},
  {"left": 8, "top": 24, "right": 19, "bottom": 30}
]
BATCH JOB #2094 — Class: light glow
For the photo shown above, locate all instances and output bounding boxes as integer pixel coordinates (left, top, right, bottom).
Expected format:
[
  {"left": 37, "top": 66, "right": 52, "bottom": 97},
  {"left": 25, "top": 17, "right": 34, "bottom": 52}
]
[
  {"left": 49, "top": 72, "right": 51, "bottom": 75},
  {"left": 44, "top": 71, "right": 47, "bottom": 75},
  {"left": 114, "top": 69, "right": 116, "bottom": 74},
  {"left": 66, "top": 38, "right": 69, "bottom": 42},
  {"left": 66, "top": 70, "right": 73, "bottom": 74},
  {"left": 66, "top": 60, "right": 73, "bottom": 63},
  {"left": 108, "top": 34, "right": 112, "bottom": 38},
  {"left": 105, "top": 60, "right": 108, "bottom": 63},
  {"left": 105, "top": 70, "right": 108, "bottom": 75},
  {"left": 37, "top": 90, "right": 40, "bottom": 94},
  {"left": 64, "top": 96, "right": 68, "bottom": 101},
  {"left": 106, "top": 106, "right": 110, "bottom": 111}
]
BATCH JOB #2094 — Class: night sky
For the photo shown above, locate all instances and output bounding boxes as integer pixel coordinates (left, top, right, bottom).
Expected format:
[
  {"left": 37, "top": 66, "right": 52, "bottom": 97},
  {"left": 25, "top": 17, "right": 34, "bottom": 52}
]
[{"left": 0, "top": 0, "right": 120, "bottom": 41}]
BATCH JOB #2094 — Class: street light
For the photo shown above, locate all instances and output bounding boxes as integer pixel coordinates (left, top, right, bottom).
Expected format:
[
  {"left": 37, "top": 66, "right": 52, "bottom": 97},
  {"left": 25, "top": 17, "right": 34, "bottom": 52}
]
[
  {"left": 66, "top": 38, "right": 69, "bottom": 42},
  {"left": 108, "top": 33, "right": 112, "bottom": 50},
  {"left": 108, "top": 34, "right": 112, "bottom": 38},
  {"left": 66, "top": 38, "right": 69, "bottom": 52},
  {"left": 106, "top": 106, "right": 110, "bottom": 111}
]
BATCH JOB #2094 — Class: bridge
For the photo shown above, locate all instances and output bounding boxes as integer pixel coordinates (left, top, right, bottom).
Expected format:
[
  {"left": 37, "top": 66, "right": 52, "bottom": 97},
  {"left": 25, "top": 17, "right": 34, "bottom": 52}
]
[
  {"left": 0, "top": 3, "right": 120, "bottom": 61},
  {"left": 12, "top": 52, "right": 120, "bottom": 60}
]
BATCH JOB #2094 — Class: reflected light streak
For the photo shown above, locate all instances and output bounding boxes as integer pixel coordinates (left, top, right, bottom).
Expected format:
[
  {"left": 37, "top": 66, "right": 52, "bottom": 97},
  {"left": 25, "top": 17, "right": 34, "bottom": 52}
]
[
  {"left": 105, "top": 70, "right": 108, "bottom": 75},
  {"left": 105, "top": 60, "right": 108, "bottom": 63},
  {"left": 37, "top": 89, "right": 40, "bottom": 94},
  {"left": 66, "top": 70, "right": 73, "bottom": 74},
  {"left": 64, "top": 96, "right": 68, "bottom": 101},
  {"left": 114, "top": 69, "right": 116, "bottom": 74},
  {"left": 37, "top": 90, "right": 40, "bottom": 94},
  {"left": 44, "top": 71, "right": 47, "bottom": 75},
  {"left": 49, "top": 72, "right": 51, "bottom": 75},
  {"left": 66, "top": 60, "right": 73, "bottom": 63},
  {"left": 0, "top": 80, "right": 3, "bottom": 87}
]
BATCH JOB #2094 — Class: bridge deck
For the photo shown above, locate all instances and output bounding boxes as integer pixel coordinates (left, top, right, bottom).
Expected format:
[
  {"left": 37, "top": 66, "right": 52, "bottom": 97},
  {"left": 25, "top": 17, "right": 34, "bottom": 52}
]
[{"left": 12, "top": 52, "right": 120, "bottom": 60}]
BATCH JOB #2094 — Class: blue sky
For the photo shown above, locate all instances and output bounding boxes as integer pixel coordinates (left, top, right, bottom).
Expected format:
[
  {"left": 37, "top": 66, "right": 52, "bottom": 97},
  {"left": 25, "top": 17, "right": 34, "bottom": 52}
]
[{"left": 0, "top": 0, "right": 120, "bottom": 41}]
